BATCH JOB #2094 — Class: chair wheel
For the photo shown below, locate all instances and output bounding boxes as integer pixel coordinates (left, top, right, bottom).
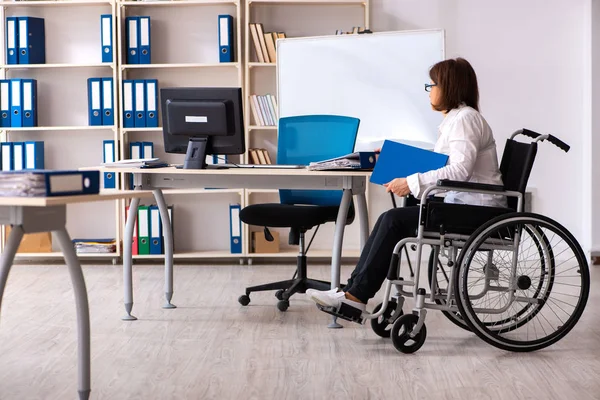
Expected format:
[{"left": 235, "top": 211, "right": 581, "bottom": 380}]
[
  {"left": 277, "top": 300, "right": 289, "bottom": 311},
  {"left": 391, "top": 314, "right": 427, "bottom": 354},
  {"left": 238, "top": 295, "right": 250, "bottom": 306},
  {"left": 275, "top": 289, "right": 285, "bottom": 300},
  {"left": 370, "top": 300, "right": 401, "bottom": 338}
]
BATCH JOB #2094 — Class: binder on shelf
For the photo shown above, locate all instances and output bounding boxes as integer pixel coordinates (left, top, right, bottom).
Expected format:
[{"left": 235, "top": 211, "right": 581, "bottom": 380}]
[
  {"left": 21, "top": 79, "right": 37, "bottom": 127},
  {"left": 6, "top": 17, "right": 18, "bottom": 64},
  {"left": 24, "top": 141, "right": 44, "bottom": 170},
  {"left": 142, "top": 141, "right": 154, "bottom": 158},
  {"left": 102, "top": 140, "right": 116, "bottom": 189},
  {"left": 87, "top": 78, "right": 102, "bottom": 126},
  {"left": 129, "top": 141, "right": 142, "bottom": 160},
  {"left": 101, "top": 77, "right": 114, "bottom": 126},
  {"left": 149, "top": 205, "right": 163, "bottom": 254},
  {"left": 134, "top": 80, "right": 146, "bottom": 127},
  {"left": 138, "top": 16, "right": 151, "bottom": 64},
  {"left": 100, "top": 14, "right": 113, "bottom": 63},
  {"left": 1, "top": 143, "right": 12, "bottom": 171},
  {"left": 126, "top": 16, "right": 139, "bottom": 64},
  {"left": 370, "top": 140, "right": 449, "bottom": 185},
  {"left": 10, "top": 79, "right": 22, "bottom": 127},
  {"left": 12, "top": 142, "right": 24, "bottom": 171},
  {"left": 0, "top": 80, "right": 11, "bottom": 127},
  {"left": 137, "top": 205, "right": 150, "bottom": 255},
  {"left": 218, "top": 15, "right": 234, "bottom": 63},
  {"left": 145, "top": 79, "right": 158, "bottom": 127},
  {"left": 122, "top": 80, "right": 135, "bottom": 128},
  {"left": 126, "top": 206, "right": 139, "bottom": 256},
  {"left": 17, "top": 17, "right": 45, "bottom": 64},
  {"left": 229, "top": 204, "right": 242, "bottom": 254}
]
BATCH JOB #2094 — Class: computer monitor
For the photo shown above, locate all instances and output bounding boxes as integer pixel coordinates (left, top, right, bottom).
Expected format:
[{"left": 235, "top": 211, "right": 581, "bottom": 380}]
[{"left": 160, "top": 87, "right": 245, "bottom": 169}]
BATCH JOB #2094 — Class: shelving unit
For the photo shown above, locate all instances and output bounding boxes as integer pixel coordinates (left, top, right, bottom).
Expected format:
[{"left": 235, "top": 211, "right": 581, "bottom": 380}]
[{"left": 0, "top": 0, "right": 120, "bottom": 260}]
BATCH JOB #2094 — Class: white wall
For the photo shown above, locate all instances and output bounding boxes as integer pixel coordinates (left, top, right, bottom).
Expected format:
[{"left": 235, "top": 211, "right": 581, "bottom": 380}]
[{"left": 370, "top": 0, "right": 589, "bottom": 249}]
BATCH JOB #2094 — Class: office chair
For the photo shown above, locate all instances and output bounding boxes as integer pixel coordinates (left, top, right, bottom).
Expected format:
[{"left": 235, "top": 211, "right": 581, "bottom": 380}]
[{"left": 237, "top": 115, "right": 360, "bottom": 311}]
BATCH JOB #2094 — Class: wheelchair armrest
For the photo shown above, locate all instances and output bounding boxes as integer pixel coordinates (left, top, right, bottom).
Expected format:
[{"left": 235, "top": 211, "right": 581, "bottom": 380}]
[{"left": 436, "top": 179, "right": 505, "bottom": 193}]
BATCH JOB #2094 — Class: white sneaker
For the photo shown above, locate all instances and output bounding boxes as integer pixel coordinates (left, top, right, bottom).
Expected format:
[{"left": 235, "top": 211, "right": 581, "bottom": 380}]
[
  {"left": 305, "top": 287, "right": 339, "bottom": 298},
  {"left": 309, "top": 289, "right": 366, "bottom": 313}
]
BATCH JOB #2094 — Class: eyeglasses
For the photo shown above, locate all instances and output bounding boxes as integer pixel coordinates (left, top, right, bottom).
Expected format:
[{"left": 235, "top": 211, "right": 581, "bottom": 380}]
[{"left": 424, "top": 83, "right": 437, "bottom": 92}]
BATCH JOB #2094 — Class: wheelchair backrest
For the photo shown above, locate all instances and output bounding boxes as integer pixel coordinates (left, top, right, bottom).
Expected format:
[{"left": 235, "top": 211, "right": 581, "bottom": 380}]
[{"left": 499, "top": 139, "right": 538, "bottom": 210}]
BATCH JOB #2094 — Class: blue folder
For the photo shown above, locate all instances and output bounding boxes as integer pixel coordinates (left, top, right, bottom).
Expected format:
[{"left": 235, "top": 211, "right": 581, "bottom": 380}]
[
  {"left": 370, "top": 140, "right": 449, "bottom": 185},
  {"left": 17, "top": 17, "right": 45, "bottom": 64}
]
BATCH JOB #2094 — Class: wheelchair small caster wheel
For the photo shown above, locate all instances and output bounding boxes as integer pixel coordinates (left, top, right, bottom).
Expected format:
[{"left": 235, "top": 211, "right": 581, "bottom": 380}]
[
  {"left": 275, "top": 290, "right": 285, "bottom": 301},
  {"left": 391, "top": 314, "right": 427, "bottom": 354},
  {"left": 370, "top": 300, "right": 402, "bottom": 338},
  {"left": 238, "top": 295, "right": 250, "bottom": 306},
  {"left": 277, "top": 300, "right": 289, "bottom": 312}
]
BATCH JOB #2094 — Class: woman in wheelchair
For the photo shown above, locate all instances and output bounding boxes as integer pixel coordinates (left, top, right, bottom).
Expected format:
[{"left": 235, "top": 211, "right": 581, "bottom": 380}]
[{"left": 307, "top": 57, "right": 590, "bottom": 354}]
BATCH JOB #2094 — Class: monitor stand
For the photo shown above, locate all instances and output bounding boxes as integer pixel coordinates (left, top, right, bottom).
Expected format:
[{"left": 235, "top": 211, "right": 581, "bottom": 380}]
[{"left": 183, "top": 137, "right": 209, "bottom": 169}]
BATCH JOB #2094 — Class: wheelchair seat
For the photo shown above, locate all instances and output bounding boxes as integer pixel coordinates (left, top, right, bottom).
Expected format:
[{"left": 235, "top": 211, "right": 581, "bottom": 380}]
[{"left": 423, "top": 201, "right": 514, "bottom": 236}]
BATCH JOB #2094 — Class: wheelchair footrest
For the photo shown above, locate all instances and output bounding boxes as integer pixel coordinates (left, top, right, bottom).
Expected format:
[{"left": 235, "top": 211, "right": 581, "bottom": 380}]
[{"left": 316, "top": 302, "right": 365, "bottom": 324}]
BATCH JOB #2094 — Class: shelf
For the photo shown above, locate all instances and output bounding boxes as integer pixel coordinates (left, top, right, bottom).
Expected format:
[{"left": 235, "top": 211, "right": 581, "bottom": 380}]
[
  {"left": 162, "top": 188, "right": 243, "bottom": 195},
  {"left": 247, "top": 189, "right": 278, "bottom": 194},
  {"left": 248, "top": 125, "right": 277, "bottom": 130},
  {"left": 249, "top": 0, "right": 366, "bottom": 4},
  {"left": 119, "top": 0, "right": 238, "bottom": 6},
  {"left": 122, "top": 127, "right": 162, "bottom": 133},
  {"left": 133, "top": 251, "right": 242, "bottom": 260},
  {"left": 248, "top": 62, "right": 276, "bottom": 68},
  {"left": 3, "top": 126, "right": 115, "bottom": 132},
  {"left": 123, "top": 62, "right": 240, "bottom": 69},
  {"left": 0, "top": 0, "right": 113, "bottom": 6},
  {"left": 2, "top": 63, "right": 113, "bottom": 70},
  {"left": 248, "top": 249, "right": 361, "bottom": 258},
  {"left": 14, "top": 252, "right": 118, "bottom": 259}
]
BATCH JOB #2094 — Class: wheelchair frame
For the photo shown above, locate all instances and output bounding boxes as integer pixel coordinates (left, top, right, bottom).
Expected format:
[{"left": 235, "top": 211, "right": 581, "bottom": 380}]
[{"left": 317, "top": 129, "right": 589, "bottom": 353}]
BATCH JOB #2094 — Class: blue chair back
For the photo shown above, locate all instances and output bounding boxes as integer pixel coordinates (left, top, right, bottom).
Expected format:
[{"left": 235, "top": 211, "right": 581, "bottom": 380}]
[{"left": 277, "top": 115, "right": 360, "bottom": 206}]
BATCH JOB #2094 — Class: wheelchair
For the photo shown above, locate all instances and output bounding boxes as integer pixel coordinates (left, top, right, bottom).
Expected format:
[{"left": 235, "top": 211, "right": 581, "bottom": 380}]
[{"left": 317, "top": 129, "right": 590, "bottom": 353}]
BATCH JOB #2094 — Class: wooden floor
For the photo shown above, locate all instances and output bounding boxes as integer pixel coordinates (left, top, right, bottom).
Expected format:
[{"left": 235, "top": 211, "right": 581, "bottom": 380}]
[{"left": 0, "top": 262, "right": 599, "bottom": 400}]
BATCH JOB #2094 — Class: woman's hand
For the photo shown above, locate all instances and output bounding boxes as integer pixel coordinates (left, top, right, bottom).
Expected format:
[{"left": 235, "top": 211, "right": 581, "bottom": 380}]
[{"left": 383, "top": 178, "right": 411, "bottom": 197}]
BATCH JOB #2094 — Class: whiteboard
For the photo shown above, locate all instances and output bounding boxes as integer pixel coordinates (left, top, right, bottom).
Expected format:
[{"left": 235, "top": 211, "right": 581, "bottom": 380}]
[{"left": 277, "top": 29, "right": 445, "bottom": 151}]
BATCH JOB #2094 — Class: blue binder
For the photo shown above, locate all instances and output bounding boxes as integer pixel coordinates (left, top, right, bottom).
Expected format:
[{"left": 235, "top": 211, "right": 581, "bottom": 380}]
[
  {"left": 218, "top": 15, "right": 234, "bottom": 63},
  {"left": 1, "top": 143, "right": 12, "bottom": 171},
  {"left": 134, "top": 80, "right": 146, "bottom": 127},
  {"left": 142, "top": 141, "right": 153, "bottom": 158},
  {"left": 17, "top": 17, "right": 45, "bottom": 64},
  {"left": 0, "top": 170, "right": 100, "bottom": 196},
  {"left": 0, "top": 80, "right": 11, "bottom": 127},
  {"left": 149, "top": 205, "right": 163, "bottom": 254},
  {"left": 21, "top": 79, "right": 37, "bottom": 127},
  {"left": 10, "top": 79, "right": 22, "bottom": 127},
  {"left": 24, "top": 141, "right": 44, "bottom": 170},
  {"left": 125, "top": 16, "right": 139, "bottom": 64},
  {"left": 101, "top": 77, "right": 114, "bottom": 126},
  {"left": 138, "top": 16, "right": 151, "bottom": 64},
  {"left": 122, "top": 80, "right": 135, "bottom": 128},
  {"left": 6, "top": 17, "right": 18, "bottom": 64},
  {"left": 128, "top": 141, "right": 142, "bottom": 189},
  {"left": 87, "top": 77, "right": 102, "bottom": 126},
  {"left": 12, "top": 142, "right": 24, "bottom": 171},
  {"left": 370, "top": 140, "right": 449, "bottom": 185},
  {"left": 229, "top": 204, "right": 242, "bottom": 254},
  {"left": 145, "top": 79, "right": 158, "bottom": 127},
  {"left": 103, "top": 140, "right": 115, "bottom": 189},
  {"left": 100, "top": 14, "right": 113, "bottom": 63}
]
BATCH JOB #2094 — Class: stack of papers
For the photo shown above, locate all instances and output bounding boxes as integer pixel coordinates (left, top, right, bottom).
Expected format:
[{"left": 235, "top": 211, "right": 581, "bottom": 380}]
[
  {"left": 0, "top": 172, "right": 49, "bottom": 197},
  {"left": 308, "top": 152, "right": 376, "bottom": 171},
  {"left": 101, "top": 158, "right": 165, "bottom": 168},
  {"left": 72, "top": 239, "right": 117, "bottom": 254}
]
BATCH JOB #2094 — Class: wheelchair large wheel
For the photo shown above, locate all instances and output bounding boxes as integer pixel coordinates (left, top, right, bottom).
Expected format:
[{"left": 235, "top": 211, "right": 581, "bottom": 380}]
[{"left": 454, "top": 212, "right": 589, "bottom": 352}]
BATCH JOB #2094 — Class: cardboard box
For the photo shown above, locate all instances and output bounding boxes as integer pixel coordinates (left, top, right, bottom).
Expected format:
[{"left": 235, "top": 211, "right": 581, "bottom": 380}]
[
  {"left": 252, "top": 230, "right": 280, "bottom": 253},
  {"left": 4, "top": 226, "right": 52, "bottom": 253}
]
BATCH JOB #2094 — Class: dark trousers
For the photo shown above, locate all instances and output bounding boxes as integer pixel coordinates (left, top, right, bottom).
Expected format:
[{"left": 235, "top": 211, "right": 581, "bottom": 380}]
[{"left": 343, "top": 206, "right": 420, "bottom": 303}]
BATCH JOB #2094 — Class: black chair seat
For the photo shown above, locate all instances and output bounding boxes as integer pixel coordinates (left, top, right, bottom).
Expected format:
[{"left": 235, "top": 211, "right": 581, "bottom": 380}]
[
  {"left": 424, "top": 201, "right": 514, "bottom": 235},
  {"left": 240, "top": 203, "right": 355, "bottom": 230}
]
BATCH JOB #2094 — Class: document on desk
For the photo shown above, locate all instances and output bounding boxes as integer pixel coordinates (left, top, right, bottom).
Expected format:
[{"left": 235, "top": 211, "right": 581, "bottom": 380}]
[
  {"left": 0, "top": 170, "right": 100, "bottom": 197},
  {"left": 101, "top": 158, "right": 161, "bottom": 168},
  {"left": 307, "top": 151, "right": 376, "bottom": 171}
]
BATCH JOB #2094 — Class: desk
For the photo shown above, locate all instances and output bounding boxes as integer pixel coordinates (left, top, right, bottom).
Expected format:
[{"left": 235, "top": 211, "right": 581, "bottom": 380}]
[
  {"left": 101, "top": 167, "right": 371, "bottom": 327},
  {"left": 0, "top": 191, "right": 153, "bottom": 400}
]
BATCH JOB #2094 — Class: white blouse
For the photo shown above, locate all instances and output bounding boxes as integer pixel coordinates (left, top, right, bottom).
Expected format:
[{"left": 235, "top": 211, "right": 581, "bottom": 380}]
[{"left": 406, "top": 104, "right": 507, "bottom": 208}]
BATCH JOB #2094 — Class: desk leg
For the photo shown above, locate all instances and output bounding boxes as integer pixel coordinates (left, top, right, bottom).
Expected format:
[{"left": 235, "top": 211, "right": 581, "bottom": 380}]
[
  {"left": 122, "top": 196, "right": 140, "bottom": 321},
  {"left": 0, "top": 225, "right": 24, "bottom": 320},
  {"left": 329, "top": 189, "right": 352, "bottom": 329},
  {"left": 153, "top": 189, "right": 175, "bottom": 309},
  {"left": 355, "top": 193, "right": 369, "bottom": 250},
  {"left": 54, "top": 228, "right": 91, "bottom": 400}
]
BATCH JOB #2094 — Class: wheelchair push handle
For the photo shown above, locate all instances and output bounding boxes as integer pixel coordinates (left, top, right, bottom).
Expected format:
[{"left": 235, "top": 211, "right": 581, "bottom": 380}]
[{"left": 515, "top": 128, "right": 570, "bottom": 153}]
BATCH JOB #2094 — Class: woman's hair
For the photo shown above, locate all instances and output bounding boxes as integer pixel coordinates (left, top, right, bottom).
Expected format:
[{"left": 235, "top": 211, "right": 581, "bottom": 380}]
[{"left": 429, "top": 57, "right": 479, "bottom": 112}]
